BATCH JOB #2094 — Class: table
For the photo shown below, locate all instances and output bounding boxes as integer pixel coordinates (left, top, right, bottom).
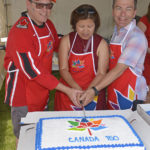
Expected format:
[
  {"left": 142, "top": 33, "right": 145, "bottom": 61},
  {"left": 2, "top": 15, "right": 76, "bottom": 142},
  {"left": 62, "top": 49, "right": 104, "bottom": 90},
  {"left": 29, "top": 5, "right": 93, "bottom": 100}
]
[{"left": 17, "top": 108, "right": 150, "bottom": 150}]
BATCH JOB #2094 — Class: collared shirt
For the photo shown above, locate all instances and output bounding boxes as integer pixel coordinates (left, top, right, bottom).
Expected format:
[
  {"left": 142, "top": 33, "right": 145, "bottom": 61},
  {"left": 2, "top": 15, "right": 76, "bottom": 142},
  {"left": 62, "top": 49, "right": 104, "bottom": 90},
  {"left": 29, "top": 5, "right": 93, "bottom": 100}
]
[{"left": 111, "top": 19, "right": 148, "bottom": 100}]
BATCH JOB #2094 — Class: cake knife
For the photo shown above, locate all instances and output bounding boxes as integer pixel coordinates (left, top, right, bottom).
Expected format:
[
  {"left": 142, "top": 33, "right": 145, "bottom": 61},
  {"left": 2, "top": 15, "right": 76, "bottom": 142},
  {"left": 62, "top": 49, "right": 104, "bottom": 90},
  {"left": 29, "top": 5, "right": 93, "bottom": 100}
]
[{"left": 80, "top": 100, "right": 86, "bottom": 119}]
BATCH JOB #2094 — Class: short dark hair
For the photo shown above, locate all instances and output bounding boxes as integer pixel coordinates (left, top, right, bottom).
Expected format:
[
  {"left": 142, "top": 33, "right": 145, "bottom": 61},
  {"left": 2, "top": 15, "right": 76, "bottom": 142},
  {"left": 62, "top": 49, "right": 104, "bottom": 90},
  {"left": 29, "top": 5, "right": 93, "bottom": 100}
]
[
  {"left": 70, "top": 4, "right": 100, "bottom": 33},
  {"left": 112, "top": 0, "right": 137, "bottom": 10}
]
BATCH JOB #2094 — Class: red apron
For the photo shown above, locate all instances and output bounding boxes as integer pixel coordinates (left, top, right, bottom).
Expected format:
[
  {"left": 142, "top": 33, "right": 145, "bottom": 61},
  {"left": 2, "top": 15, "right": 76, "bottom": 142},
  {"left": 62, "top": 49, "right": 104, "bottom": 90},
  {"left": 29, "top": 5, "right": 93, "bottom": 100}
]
[
  {"left": 107, "top": 23, "right": 138, "bottom": 110},
  {"left": 26, "top": 15, "right": 54, "bottom": 112},
  {"left": 55, "top": 34, "right": 99, "bottom": 110}
]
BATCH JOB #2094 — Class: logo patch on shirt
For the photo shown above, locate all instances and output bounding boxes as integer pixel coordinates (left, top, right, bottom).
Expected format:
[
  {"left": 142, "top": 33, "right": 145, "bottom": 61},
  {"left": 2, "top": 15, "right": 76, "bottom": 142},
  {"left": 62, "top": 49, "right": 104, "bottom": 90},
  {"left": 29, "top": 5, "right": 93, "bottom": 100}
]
[
  {"left": 72, "top": 59, "right": 85, "bottom": 69},
  {"left": 47, "top": 41, "right": 53, "bottom": 52},
  {"left": 16, "top": 19, "right": 29, "bottom": 29}
]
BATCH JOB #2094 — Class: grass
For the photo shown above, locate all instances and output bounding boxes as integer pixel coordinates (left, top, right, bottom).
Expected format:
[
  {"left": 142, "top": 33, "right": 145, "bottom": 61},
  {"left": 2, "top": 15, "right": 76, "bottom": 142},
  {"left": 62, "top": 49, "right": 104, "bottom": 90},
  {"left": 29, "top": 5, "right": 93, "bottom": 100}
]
[
  {"left": 49, "top": 71, "right": 60, "bottom": 110},
  {"left": 0, "top": 79, "right": 16, "bottom": 150},
  {"left": 0, "top": 71, "right": 60, "bottom": 150}
]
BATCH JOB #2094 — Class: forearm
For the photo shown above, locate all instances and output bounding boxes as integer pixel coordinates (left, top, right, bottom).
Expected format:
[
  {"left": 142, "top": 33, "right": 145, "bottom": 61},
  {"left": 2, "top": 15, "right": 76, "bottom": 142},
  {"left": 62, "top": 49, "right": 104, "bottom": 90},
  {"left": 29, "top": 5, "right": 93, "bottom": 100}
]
[
  {"left": 95, "top": 63, "right": 128, "bottom": 91},
  {"left": 35, "top": 73, "right": 59, "bottom": 90},
  {"left": 60, "top": 69, "right": 82, "bottom": 90},
  {"left": 87, "top": 73, "right": 106, "bottom": 90},
  {"left": 55, "top": 82, "right": 82, "bottom": 107},
  {"left": 80, "top": 65, "right": 127, "bottom": 106},
  {"left": 55, "top": 82, "right": 71, "bottom": 95}
]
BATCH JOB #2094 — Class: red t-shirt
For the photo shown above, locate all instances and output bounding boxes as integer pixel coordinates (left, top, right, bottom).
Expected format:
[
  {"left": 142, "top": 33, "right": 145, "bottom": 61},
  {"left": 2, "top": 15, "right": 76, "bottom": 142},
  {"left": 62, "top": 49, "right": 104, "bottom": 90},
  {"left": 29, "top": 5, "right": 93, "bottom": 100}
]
[
  {"left": 140, "top": 16, "right": 150, "bottom": 47},
  {"left": 140, "top": 16, "right": 150, "bottom": 85}
]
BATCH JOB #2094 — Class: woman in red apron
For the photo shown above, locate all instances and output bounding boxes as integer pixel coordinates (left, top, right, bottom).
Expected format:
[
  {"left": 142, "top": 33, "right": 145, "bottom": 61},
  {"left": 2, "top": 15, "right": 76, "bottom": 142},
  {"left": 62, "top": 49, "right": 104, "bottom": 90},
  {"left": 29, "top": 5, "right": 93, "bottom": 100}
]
[{"left": 54, "top": 4, "right": 109, "bottom": 111}]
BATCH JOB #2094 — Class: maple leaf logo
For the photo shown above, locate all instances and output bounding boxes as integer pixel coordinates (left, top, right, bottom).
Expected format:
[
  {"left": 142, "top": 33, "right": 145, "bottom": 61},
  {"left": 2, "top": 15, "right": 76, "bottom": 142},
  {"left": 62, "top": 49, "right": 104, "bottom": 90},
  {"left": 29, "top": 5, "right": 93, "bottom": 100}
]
[{"left": 68, "top": 118, "right": 106, "bottom": 136}]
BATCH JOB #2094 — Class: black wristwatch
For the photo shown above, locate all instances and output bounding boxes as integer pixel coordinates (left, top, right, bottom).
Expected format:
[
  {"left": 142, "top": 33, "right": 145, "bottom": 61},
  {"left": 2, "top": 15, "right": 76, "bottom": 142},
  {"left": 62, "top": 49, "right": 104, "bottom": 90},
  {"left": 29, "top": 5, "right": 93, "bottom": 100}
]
[{"left": 92, "top": 87, "right": 99, "bottom": 96}]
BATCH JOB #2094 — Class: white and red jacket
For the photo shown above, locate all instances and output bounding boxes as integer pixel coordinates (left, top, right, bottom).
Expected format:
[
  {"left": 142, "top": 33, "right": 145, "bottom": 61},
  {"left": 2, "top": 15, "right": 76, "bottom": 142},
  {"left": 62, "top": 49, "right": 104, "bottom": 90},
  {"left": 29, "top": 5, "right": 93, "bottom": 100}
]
[{"left": 4, "top": 13, "right": 59, "bottom": 111}]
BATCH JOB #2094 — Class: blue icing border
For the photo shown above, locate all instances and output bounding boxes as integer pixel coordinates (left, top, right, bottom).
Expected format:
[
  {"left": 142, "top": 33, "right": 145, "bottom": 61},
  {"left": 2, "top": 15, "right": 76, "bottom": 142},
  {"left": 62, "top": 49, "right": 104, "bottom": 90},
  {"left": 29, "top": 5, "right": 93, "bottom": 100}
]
[
  {"left": 35, "top": 121, "right": 42, "bottom": 150},
  {"left": 146, "top": 111, "right": 150, "bottom": 116},
  {"left": 35, "top": 115, "right": 145, "bottom": 150}
]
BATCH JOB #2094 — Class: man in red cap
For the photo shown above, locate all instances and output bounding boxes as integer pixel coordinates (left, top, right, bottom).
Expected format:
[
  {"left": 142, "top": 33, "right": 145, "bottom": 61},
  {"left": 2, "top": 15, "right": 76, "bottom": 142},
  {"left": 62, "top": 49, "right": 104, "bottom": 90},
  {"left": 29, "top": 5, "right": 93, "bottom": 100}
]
[{"left": 4, "top": 0, "right": 82, "bottom": 148}]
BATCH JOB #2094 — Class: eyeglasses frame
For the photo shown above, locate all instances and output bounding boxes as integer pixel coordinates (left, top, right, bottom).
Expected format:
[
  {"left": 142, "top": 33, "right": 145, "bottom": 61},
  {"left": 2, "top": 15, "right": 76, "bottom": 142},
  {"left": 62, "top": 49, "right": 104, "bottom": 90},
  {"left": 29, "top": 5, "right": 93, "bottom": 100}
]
[{"left": 29, "top": 0, "right": 54, "bottom": 10}]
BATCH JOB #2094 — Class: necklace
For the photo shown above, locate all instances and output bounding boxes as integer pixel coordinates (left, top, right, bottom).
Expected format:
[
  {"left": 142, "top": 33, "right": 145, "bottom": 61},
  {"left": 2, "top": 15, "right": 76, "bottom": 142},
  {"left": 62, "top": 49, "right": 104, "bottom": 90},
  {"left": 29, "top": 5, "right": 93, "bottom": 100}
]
[{"left": 82, "top": 37, "right": 92, "bottom": 53}]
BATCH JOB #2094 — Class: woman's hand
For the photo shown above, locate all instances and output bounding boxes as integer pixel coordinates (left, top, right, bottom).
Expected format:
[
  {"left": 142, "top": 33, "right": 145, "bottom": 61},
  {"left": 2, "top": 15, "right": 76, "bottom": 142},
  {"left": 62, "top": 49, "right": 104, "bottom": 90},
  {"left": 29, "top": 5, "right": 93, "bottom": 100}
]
[{"left": 79, "top": 88, "right": 95, "bottom": 106}]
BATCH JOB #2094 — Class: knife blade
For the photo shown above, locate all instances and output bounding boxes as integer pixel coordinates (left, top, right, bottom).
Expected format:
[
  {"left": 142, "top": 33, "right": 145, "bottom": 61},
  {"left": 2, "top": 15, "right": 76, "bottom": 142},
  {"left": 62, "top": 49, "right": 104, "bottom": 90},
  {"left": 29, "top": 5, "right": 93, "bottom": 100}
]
[{"left": 80, "top": 100, "right": 86, "bottom": 119}]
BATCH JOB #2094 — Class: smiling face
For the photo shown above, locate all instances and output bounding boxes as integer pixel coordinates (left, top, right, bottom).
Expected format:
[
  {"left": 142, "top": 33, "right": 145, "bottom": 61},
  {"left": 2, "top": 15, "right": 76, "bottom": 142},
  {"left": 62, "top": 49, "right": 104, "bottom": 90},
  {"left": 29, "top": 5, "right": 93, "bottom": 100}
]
[
  {"left": 76, "top": 18, "right": 95, "bottom": 40},
  {"left": 26, "top": 0, "right": 53, "bottom": 25},
  {"left": 113, "top": 0, "right": 136, "bottom": 31}
]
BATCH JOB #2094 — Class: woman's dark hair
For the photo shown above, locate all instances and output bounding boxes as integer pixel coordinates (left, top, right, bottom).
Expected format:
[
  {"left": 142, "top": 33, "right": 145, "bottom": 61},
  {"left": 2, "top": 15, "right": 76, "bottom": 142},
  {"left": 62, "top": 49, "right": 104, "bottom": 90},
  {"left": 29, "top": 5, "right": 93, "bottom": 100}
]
[
  {"left": 70, "top": 4, "right": 100, "bottom": 33},
  {"left": 146, "top": 3, "right": 150, "bottom": 22}
]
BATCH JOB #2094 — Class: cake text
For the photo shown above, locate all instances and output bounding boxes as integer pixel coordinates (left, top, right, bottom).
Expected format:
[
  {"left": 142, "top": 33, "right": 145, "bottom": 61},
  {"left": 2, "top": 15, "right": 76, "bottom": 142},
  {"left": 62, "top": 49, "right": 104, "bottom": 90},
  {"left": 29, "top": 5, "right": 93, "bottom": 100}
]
[
  {"left": 105, "top": 136, "right": 119, "bottom": 141},
  {"left": 69, "top": 136, "right": 100, "bottom": 143}
]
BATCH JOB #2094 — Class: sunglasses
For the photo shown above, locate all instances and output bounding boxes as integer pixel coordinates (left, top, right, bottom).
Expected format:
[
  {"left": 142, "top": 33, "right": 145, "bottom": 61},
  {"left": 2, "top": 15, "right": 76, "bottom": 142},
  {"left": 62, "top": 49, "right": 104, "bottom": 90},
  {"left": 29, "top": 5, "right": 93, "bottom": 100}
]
[
  {"left": 75, "top": 8, "right": 96, "bottom": 14},
  {"left": 31, "top": 1, "right": 54, "bottom": 10}
]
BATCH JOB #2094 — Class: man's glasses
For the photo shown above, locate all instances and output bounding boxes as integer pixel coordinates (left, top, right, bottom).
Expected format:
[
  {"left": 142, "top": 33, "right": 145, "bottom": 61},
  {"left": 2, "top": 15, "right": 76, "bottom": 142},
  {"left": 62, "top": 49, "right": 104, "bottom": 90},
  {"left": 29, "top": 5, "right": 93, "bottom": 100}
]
[
  {"left": 30, "top": 1, "right": 54, "bottom": 10},
  {"left": 75, "top": 8, "right": 96, "bottom": 15}
]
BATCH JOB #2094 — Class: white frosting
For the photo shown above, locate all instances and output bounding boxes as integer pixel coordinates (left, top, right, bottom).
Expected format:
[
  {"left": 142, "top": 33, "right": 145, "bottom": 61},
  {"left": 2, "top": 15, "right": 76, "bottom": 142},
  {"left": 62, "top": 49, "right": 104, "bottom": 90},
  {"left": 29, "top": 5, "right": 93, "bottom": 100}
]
[{"left": 36, "top": 116, "right": 145, "bottom": 150}]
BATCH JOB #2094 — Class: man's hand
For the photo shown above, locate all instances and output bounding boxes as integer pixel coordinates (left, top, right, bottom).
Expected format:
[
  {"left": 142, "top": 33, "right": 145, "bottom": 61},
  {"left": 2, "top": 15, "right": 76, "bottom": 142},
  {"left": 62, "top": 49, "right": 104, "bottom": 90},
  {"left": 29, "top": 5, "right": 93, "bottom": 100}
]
[
  {"left": 67, "top": 88, "right": 83, "bottom": 107},
  {"left": 79, "top": 89, "right": 95, "bottom": 106}
]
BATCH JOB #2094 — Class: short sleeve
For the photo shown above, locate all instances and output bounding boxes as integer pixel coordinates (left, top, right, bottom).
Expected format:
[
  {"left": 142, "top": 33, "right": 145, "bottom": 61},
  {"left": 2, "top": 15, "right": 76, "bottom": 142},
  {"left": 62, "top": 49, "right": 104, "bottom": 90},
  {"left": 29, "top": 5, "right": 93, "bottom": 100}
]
[{"left": 118, "top": 29, "right": 147, "bottom": 68}]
